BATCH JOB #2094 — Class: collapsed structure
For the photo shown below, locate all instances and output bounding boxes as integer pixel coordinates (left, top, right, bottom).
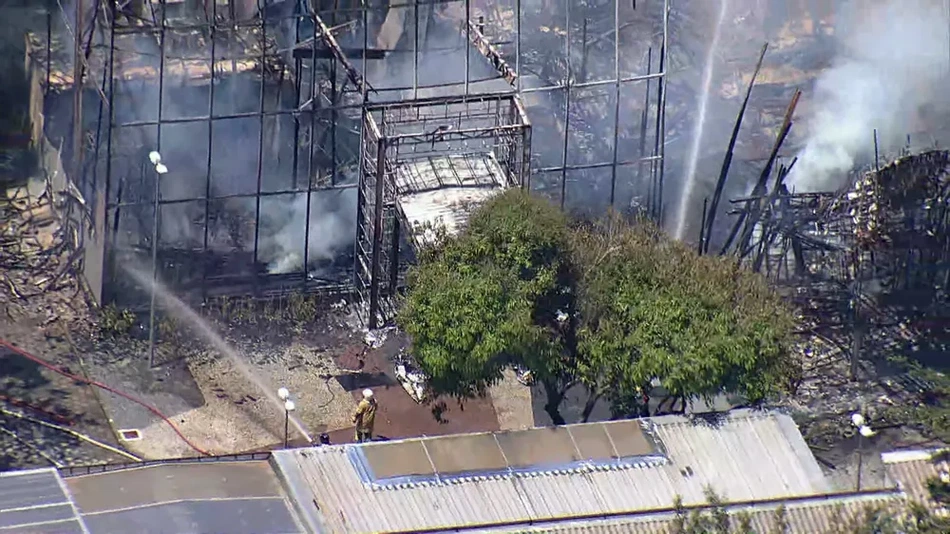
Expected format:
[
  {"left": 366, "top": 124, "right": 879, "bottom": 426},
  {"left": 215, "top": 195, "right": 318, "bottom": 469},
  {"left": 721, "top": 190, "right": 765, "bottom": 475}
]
[
  {"left": 27, "top": 0, "right": 671, "bottom": 326},
  {"left": 725, "top": 149, "right": 950, "bottom": 372}
]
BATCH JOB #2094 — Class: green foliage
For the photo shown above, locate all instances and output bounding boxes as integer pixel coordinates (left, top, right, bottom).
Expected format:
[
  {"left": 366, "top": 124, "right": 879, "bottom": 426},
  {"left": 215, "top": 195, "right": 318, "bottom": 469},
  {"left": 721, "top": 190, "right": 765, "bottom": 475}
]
[
  {"left": 98, "top": 304, "right": 135, "bottom": 337},
  {"left": 398, "top": 189, "right": 797, "bottom": 416},
  {"left": 400, "top": 189, "right": 572, "bottom": 398},
  {"left": 206, "top": 292, "right": 319, "bottom": 331},
  {"left": 287, "top": 292, "right": 317, "bottom": 326},
  {"left": 573, "top": 213, "right": 797, "bottom": 411},
  {"left": 926, "top": 474, "right": 950, "bottom": 504}
]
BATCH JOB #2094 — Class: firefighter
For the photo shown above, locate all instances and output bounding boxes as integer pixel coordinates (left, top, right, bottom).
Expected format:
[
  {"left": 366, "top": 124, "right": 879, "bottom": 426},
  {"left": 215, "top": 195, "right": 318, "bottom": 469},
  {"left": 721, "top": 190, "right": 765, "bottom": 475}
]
[{"left": 353, "top": 388, "right": 378, "bottom": 443}]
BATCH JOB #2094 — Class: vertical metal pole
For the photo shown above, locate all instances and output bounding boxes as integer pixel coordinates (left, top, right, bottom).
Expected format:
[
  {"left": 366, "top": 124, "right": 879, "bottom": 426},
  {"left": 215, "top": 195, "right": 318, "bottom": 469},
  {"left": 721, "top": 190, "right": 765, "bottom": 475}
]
[
  {"left": 658, "top": 0, "right": 670, "bottom": 223},
  {"left": 252, "top": 3, "right": 267, "bottom": 273},
  {"left": 72, "top": 0, "right": 85, "bottom": 237},
  {"left": 559, "top": 2, "right": 572, "bottom": 210},
  {"left": 362, "top": 0, "right": 368, "bottom": 100},
  {"left": 873, "top": 128, "right": 880, "bottom": 171},
  {"left": 291, "top": 5, "right": 301, "bottom": 190},
  {"left": 413, "top": 0, "right": 419, "bottom": 99},
  {"left": 389, "top": 215, "right": 400, "bottom": 293},
  {"left": 515, "top": 0, "right": 521, "bottom": 92},
  {"left": 330, "top": 10, "right": 338, "bottom": 187},
  {"left": 369, "top": 138, "right": 387, "bottom": 329},
  {"left": 304, "top": 12, "right": 318, "bottom": 276},
  {"left": 46, "top": 10, "right": 52, "bottom": 91},
  {"left": 464, "top": 0, "right": 470, "bottom": 95},
  {"left": 149, "top": 2, "right": 168, "bottom": 368},
  {"left": 203, "top": 0, "right": 217, "bottom": 297},
  {"left": 698, "top": 197, "right": 708, "bottom": 254},
  {"left": 354, "top": 0, "right": 370, "bottom": 294},
  {"left": 104, "top": 0, "right": 116, "bottom": 299},
  {"left": 284, "top": 409, "right": 290, "bottom": 448},
  {"left": 651, "top": 50, "right": 664, "bottom": 220},
  {"left": 855, "top": 432, "right": 864, "bottom": 491},
  {"left": 609, "top": 0, "right": 621, "bottom": 207}
]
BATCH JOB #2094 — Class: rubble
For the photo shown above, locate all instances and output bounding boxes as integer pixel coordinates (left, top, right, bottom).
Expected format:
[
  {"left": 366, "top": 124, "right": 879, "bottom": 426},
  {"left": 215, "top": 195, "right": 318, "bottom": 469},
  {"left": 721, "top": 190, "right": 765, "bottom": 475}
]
[{"left": 726, "top": 150, "right": 950, "bottom": 460}]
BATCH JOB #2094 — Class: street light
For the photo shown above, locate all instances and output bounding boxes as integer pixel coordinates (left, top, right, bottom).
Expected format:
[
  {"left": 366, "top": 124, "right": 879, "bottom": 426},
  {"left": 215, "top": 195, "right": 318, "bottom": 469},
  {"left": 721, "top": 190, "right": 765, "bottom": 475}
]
[
  {"left": 283, "top": 399, "right": 296, "bottom": 449},
  {"left": 851, "top": 413, "right": 877, "bottom": 491},
  {"left": 147, "top": 151, "right": 167, "bottom": 368},
  {"left": 277, "top": 387, "right": 290, "bottom": 401}
]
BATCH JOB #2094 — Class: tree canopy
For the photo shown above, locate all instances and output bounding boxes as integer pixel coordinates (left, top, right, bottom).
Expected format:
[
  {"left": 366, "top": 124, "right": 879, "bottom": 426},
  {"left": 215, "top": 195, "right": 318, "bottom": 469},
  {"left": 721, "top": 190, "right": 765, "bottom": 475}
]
[{"left": 397, "top": 189, "right": 798, "bottom": 421}]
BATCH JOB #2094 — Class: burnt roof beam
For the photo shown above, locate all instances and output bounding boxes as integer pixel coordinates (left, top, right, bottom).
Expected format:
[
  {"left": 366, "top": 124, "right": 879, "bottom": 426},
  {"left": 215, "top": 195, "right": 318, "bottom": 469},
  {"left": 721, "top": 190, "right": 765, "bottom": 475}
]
[{"left": 309, "top": 8, "right": 372, "bottom": 95}]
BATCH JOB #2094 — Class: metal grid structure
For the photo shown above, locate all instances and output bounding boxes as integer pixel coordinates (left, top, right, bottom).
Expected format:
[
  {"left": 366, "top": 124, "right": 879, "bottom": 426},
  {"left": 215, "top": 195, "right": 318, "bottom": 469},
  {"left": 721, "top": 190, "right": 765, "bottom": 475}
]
[
  {"left": 33, "top": 0, "right": 670, "bottom": 333},
  {"left": 356, "top": 92, "right": 531, "bottom": 327},
  {"left": 724, "top": 149, "right": 950, "bottom": 375}
]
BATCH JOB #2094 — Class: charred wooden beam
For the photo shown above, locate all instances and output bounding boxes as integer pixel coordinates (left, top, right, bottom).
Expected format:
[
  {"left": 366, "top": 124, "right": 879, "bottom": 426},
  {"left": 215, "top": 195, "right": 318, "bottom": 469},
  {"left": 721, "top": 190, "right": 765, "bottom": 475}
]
[
  {"left": 702, "top": 42, "right": 768, "bottom": 255},
  {"left": 467, "top": 20, "right": 517, "bottom": 86}
]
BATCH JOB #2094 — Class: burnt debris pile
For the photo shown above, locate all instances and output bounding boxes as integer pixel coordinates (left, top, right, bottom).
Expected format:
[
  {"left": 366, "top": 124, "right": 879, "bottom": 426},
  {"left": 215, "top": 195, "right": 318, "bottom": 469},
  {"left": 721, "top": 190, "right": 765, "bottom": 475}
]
[{"left": 728, "top": 149, "right": 950, "bottom": 367}]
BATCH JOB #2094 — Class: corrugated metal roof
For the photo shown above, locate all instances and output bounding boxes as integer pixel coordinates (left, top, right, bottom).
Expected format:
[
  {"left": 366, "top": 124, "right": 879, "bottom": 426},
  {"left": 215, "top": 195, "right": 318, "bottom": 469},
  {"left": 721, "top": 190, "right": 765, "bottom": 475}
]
[
  {"left": 492, "top": 492, "right": 901, "bottom": 533},
  {"left": 883, "top": 448, "right": 949, "bottom": 509},
  {"left": 62, "top": 460, "right": 305, "bottom": 534},
  {"left": 270, "top": 409, "right": 832, "bottom": 533}
]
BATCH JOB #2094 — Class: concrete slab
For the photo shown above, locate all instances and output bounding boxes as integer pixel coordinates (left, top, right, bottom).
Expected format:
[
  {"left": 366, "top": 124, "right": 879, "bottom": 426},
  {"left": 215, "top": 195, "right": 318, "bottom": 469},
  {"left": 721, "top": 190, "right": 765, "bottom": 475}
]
[{"left": 489, "top": 368, "right": 535, "bottom": 431}]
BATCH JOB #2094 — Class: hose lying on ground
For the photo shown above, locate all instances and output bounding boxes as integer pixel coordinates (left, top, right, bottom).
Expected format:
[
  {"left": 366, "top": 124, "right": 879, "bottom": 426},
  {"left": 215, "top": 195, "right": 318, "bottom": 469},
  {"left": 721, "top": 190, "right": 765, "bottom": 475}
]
[
  {"left": 0, "top": 338, "right": 211, "bottom": 457},
  {"left": 0, "top": 406, "right": 141, "bottom": 463}
]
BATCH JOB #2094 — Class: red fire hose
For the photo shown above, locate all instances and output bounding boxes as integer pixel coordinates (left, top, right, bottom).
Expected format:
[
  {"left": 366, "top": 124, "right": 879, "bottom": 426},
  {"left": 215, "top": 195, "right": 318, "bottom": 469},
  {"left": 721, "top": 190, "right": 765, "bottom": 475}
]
[{"left": 0, "top": 338, "right": 211, "bottom": 457}]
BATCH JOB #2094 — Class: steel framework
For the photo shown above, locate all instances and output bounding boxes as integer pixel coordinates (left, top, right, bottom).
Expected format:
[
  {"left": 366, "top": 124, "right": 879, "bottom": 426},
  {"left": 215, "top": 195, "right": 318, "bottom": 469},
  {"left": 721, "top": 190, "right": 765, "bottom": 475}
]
[
  {"left": 357, "top": 92, "right": 531, "bottom": 327},
  {"left": 34, "top": 0, "right": 670, "bottom": 336}
]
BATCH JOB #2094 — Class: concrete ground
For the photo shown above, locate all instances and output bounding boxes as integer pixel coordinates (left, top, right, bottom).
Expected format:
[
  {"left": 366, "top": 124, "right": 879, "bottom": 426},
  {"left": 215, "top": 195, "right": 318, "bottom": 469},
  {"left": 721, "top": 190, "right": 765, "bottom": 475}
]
[
  {"left": 73, "top": 304, "right": 538, "bottom": 458},
  {"left": 490, "top": 368, "right": 535, "bottom": 431},
  {"left": 78, "top": 312, "right": 375, "bottom": 459}
]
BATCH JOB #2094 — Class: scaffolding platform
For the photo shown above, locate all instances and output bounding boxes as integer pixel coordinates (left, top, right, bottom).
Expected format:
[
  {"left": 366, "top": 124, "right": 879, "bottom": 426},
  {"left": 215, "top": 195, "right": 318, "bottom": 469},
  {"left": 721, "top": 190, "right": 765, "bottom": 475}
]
[
  {"left": 395, "top": 153, "right": 510, "bottom": 249},
  {"left": 355, "top": 92, "right": 531, "bottom": 328}
]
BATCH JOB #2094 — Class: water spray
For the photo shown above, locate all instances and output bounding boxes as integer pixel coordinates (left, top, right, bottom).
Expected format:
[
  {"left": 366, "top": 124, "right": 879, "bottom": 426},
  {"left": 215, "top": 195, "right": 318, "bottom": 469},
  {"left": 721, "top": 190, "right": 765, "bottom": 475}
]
[
  {"left": 123, "top": 264, "right": 314, "bottom": 444},
  {"left": 675, "top": 0, "right": 729, "bottom": 240}
]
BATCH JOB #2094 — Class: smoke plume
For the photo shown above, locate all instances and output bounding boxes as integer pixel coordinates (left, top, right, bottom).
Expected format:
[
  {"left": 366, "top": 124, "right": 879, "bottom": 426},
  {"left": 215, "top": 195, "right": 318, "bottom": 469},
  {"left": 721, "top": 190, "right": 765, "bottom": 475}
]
[
  {"left": 259, "top": 189, "right": 357, "bottom": 274},
  {"left": 788, "top": 0, "right": 949, "bottom": 192}
]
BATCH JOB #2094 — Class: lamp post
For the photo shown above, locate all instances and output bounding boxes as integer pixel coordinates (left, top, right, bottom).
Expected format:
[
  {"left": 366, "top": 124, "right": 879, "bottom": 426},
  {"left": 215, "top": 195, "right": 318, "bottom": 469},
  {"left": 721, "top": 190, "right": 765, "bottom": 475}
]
[
  {"left": 851, "top": 413, "right": 876, "bottom": 491},
  {"left": 278, "top": 387, "right": 293, "bottom": 448},
  {"left": 147, "top": 151, "right": 168, "bottom": 368}
]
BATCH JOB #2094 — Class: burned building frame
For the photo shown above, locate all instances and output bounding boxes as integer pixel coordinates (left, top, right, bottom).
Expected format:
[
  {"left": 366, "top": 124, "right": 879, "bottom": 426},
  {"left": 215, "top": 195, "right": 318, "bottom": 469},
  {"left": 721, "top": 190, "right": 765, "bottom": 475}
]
[
  {"left": 32, "top": 0, "right": 671, "bottom": 332},
  {"left": 724, "top": 149, "right": 950, "bottom": 373}
]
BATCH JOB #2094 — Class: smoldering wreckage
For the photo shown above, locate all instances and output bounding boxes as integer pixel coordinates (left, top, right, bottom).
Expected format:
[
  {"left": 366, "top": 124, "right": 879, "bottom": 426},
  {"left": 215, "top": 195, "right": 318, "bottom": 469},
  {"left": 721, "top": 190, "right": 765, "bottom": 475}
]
[{"left": 1, "top": 0, "right": 950, "bottom": 478}]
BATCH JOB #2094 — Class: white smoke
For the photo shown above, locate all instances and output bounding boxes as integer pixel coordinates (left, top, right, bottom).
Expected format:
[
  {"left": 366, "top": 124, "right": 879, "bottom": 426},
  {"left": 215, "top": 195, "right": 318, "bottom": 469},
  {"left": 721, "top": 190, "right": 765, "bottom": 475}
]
[
  {"left": 788, "top": 0, "right": 949, "bottom": 192},
  {"left": 259, "top": 188, "right": 357, "bottom": 274}
]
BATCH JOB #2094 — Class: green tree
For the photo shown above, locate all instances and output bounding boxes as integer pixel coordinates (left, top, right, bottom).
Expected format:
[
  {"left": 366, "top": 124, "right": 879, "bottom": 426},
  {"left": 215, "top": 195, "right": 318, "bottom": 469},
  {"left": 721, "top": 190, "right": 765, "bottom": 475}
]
[
  {"left": 399, "top": 189, "right": 576, "bottom": 420},
  {"left": 398, "top": 189, "right": 797, "bottom": 422},
  {"left": 572, "top": 214, "right": 797, "bottom": 417}
]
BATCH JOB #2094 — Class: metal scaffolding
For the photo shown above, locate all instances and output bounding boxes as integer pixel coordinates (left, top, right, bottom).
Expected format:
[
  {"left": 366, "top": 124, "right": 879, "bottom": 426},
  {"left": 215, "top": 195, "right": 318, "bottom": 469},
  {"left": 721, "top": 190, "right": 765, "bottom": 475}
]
[
  {"left": 357, "top": 92, "right": 531, "bottom": 327},
  {"left": 35, "top": 0, "right": 669, "bottom": 333}
]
